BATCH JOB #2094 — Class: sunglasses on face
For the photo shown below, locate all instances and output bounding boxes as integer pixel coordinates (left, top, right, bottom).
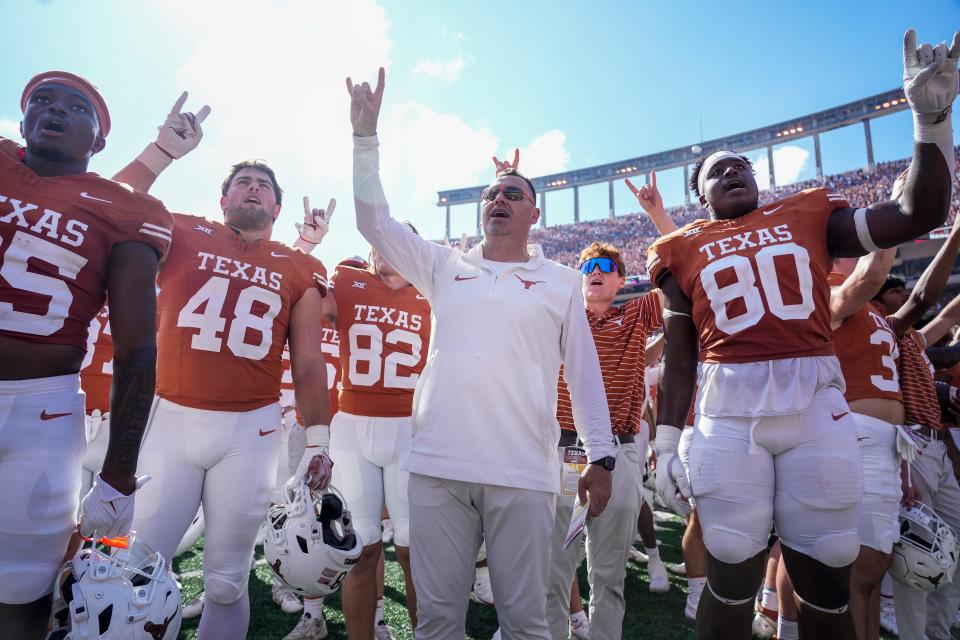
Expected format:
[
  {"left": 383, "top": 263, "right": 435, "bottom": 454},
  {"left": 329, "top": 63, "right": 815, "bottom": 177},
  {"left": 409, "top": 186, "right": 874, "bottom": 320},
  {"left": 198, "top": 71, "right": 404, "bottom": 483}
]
[
  {"left": 481, "top": 184, "right": 535, "bottom": 203},
  {"left": 580, "top": 257, "right": 618, "bottom": 275}
]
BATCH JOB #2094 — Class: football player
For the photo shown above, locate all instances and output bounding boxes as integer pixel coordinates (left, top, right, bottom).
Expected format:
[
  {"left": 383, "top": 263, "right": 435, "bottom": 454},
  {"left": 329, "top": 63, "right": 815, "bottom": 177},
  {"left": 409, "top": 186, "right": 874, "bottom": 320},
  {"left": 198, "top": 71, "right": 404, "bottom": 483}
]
[
  {"left": 114, "top": 124, "right": 335, "bottom": 637},
  {"left": 546, "top": 242, "right": 662, "bottom": 640},
  {"left": 868, "top": 215, "right": 960, "bottom": 638},
  {"left": 826, "top": 245, "right": 909, "bottom": 640},
  {"left": 292, "top": 203, "right": 429, "bottom": 640},
  {"left": 0, "top": 71, "right": 172, "bottom": 640},
  {"left": 649, "top": 30, "right": 959, "bottom": 639},
  {"left": 348, "top": 67, "right": 615, "bottom": 640}
]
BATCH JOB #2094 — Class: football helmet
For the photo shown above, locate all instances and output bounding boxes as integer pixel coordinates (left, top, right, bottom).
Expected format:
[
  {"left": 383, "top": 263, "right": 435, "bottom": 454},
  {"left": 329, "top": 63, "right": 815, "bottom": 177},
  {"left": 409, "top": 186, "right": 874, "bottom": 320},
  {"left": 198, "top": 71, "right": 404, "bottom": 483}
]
[
  {"left": 891, "top": 502, "right": 959, "bottom": 592},
  {"left": 174, "top": 508, "right": 205, "bottom": 558},
  {"left": 48, "top": 533, "right": 181, "bottom": 639},
  {"left": 263, "top": 480, "right": 362, "bottom": 597}
]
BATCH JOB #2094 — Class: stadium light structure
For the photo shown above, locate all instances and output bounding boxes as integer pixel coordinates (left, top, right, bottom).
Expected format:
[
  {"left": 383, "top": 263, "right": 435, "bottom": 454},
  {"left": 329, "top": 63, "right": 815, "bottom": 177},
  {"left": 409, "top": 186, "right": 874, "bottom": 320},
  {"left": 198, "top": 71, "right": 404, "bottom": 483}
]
[{"left": 438, "top": 88, "right": 910, "bottom": 238}]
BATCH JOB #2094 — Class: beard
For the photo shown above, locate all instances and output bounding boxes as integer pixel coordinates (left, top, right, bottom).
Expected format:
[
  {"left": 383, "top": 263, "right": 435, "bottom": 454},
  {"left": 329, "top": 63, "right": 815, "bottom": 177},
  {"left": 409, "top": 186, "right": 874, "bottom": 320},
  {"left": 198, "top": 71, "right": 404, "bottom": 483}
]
[{"left": 224, "top": 203, "right": 274, "bottom": 231}]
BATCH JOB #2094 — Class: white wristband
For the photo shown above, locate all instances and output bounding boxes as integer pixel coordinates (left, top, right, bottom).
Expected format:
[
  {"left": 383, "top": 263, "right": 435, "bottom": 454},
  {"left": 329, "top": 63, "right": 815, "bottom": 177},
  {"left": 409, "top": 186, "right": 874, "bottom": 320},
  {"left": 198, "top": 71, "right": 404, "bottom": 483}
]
[
  {"left": 914, "top": 112, "right": 955, "bottom": 187},
  {"left": 654, "top": 424, "right": 682, "bottom": 456},
  {"left": 305, "top": 424, "right": 330, "bottom": 448},
  {"left": 135, "top": 143, "right": 173, "bottom": 176},
  {"left": 853, "top": 207, "right": 880, "bottom": 253}
]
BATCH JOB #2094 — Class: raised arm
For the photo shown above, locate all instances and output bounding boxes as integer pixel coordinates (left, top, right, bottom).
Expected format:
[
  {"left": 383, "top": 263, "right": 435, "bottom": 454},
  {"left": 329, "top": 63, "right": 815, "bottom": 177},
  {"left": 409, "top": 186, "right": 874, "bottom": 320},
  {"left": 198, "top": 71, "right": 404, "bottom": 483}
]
[
  {"left": 827, "top": 30, "right": 959, "bottom": 257},
  {"left": 920, "top": 294, "right": 960, "bottom": 345},
  {"left": 347, "top": 68, "right": 451, "bottom": 297},
  {"left": 288, "top": 287, "right": 336, "bottom": 490},
  {"left": 887, "top": 216, "right": 960, "bottom": 336},
  {"left": 113, "top": 91, "right": 210, "bottom": 192},
  {"left": 829, "top": 249, "right": 897, "bottom": 328},
  {"left": 77, "top": 241, "right": 160, "bottom": 538},
  {"left": 626, "top": 172, "right": 678, "bottom": 236}
]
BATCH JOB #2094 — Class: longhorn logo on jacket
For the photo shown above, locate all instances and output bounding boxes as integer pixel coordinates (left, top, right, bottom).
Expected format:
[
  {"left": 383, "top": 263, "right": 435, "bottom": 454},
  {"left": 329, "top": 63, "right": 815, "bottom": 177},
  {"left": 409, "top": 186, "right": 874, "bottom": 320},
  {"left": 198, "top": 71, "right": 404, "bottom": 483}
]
[{"left": 514, "top": 274, "right": 545, "bottom": 290}]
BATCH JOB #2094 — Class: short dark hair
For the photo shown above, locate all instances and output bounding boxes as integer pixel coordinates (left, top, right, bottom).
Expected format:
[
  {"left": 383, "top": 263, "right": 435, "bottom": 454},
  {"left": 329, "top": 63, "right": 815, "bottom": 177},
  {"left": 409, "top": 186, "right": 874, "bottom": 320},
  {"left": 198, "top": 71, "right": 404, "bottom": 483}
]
[
  {"left": 496, "top": 167, "right": 537, "bottom": 200},
  {"left": 688, "top": 153, "right": 753, "bottom": 199},
  {"left": 872, "top": 275, "right": 907, "bottom": 301},
  {"left": 221, "top": 159, "right": 283, "bottom": 205}
]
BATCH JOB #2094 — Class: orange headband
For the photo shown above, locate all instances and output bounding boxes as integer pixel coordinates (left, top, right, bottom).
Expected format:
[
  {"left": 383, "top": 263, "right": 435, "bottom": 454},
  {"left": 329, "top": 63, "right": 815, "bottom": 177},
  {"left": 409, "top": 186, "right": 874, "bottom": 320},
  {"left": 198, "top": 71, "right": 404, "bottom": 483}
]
[{"left": 21, "top": 70, "right": 111, "bottom": 138}]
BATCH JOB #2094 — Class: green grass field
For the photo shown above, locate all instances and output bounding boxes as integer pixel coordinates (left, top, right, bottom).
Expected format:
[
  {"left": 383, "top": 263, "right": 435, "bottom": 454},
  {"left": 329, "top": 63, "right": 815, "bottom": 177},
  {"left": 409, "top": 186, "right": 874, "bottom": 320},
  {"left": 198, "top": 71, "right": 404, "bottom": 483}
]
[{"left": 171, "top": 514, "right": 899, "bottom": 640}]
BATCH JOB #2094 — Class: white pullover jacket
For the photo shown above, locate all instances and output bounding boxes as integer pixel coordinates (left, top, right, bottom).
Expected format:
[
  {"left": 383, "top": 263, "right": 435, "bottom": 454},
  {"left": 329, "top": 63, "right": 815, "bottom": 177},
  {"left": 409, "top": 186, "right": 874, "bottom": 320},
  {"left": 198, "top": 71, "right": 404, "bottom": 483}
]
[{"left": 353, "top": 135, "right": 615, "bottom": 493}]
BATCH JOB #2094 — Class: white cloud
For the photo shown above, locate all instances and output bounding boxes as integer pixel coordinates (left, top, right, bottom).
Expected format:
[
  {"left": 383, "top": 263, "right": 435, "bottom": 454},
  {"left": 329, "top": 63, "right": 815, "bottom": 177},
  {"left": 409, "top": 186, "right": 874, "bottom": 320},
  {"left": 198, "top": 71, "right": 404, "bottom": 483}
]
[
  {"left": 516, "top": 130, "right": 570, "bottom": 178},
  {"left": 753, "top": 145, "right": 810, "bottom": 190},
  {"left": 0, "top": 117, "right": 21, "bottom": 142},
  {"left": 145, "top": 0, "right": 568, "bottom": 257},
  {"left": 412, "top": 57, "right": 465, "bottom": 82}
]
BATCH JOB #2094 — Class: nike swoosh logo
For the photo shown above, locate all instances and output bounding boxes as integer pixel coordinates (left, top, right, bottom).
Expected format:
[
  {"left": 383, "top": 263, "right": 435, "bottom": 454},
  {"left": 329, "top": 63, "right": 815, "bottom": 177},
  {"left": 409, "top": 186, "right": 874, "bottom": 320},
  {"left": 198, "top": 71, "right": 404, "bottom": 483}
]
[
  {"left": 270, "top": 252, "right": 288, "bottom": 258},
  {"left": 80, "top": 192, "right": 112, "bottom": 203},
  {"left": 831, "top": 411, "right": 849, "bottom": 421},
  {"left": 259, "top": 429, "right": 277, "bottom": 437},
  {"left": 857, "top": 436, "right": 870, "bottom": 442},
  {"left": 763, "top": 204, "right": 784, "bottom": 216},
  {"left": 454, "top": 274, "right": 479, "bottom": 281},
  {"left": 41, "top": 410, "right": 72, "bottom": 421}
]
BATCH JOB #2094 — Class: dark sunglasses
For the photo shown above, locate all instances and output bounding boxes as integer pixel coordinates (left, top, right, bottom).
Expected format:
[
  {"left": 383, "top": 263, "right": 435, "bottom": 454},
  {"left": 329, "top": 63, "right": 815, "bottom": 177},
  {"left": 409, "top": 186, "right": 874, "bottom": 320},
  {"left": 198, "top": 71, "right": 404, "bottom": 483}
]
[
  {"left": 580, "top": 257, "right": 618, "bottom": 275},
  {"left": 481, "top": 184, "right": 535, "bottom": 203}
]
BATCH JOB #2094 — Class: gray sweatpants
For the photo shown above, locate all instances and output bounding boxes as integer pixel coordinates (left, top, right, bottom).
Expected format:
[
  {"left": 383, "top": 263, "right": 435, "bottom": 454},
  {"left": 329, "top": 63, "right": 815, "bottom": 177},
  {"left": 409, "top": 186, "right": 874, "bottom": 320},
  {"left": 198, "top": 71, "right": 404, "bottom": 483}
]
[
  {"left": 408, "top": 473, "right": 556, "bottom": 640},
  {"left": 892, "top": 439, "right": 960, "bottom": 640},
  {"left": 546, "top": 443, "right": 643, "bottom": 640}
]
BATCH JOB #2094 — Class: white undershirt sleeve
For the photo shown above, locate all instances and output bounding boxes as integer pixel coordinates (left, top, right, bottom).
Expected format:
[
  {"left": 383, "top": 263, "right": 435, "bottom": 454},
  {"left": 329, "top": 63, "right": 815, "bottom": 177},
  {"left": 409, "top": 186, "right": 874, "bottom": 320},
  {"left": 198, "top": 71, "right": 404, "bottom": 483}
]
[
  {"left": 353, "top": 135, "right": 452, "bottom": 297},
  {"left": 560, "top": 287, "right": 617, "bottom": 462}
]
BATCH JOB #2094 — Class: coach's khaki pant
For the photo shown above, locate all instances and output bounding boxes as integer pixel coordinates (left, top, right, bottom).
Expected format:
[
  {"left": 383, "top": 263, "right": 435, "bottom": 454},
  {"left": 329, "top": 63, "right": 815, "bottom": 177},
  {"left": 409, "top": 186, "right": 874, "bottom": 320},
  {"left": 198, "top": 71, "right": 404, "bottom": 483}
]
[
  {"left": 892, "top": 439, "right": 960, "bottom": 640},
  {"left": 408, "top": 473, "right": 556, "bottom": 640},
  {"left": 546, "top": 443, "right": 642, "bottom": 640}
]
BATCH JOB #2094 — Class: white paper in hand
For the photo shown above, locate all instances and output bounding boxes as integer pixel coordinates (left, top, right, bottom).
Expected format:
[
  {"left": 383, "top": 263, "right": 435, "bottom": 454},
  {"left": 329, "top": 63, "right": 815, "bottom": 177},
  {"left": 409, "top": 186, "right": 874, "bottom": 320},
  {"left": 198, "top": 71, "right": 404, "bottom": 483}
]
[{"left": 564, "top": 497, "right": 590, "bottom": 549}]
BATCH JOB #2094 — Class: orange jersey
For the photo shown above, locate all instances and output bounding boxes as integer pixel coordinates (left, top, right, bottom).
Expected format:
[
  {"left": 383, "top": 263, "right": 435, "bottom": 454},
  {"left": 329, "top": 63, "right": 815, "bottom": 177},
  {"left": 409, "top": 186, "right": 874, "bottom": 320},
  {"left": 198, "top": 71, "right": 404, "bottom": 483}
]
[
  {"left": 556, "top": 292, "right": 662, "bottom": 435},
  {"left": 0, "top": 138, "right": 171, "bottom": 348},
  {"left": 156, "top": 213, "right": 326, "bottom": 411},
  {"left": 332, "top": 265, "right": 431, "bottom": 417},
  {"left": 321, "top": 323, "right": 342, "bottom": 416},
  {"left": 827, "top": 274, "right": 902, "bottom": 403},
  {"left": 647, "top": 188, "right": 849, "bottom": 363},
  {"left": 282, "top": 323, "right": 342, "bottom": 417},
  {"left": 80, "top": 307, "right": 112, "bottom": 413},
  {"left": 897, "top": 327, "right": 941, "bottom": 430}
]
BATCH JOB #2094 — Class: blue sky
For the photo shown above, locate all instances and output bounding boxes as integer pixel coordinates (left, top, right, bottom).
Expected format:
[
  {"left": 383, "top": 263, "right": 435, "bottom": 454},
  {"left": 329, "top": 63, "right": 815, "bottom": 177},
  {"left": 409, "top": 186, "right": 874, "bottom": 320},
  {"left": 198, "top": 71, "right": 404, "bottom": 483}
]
[{"left": 3, "top": 0, "right": 959, "bottom": 265}]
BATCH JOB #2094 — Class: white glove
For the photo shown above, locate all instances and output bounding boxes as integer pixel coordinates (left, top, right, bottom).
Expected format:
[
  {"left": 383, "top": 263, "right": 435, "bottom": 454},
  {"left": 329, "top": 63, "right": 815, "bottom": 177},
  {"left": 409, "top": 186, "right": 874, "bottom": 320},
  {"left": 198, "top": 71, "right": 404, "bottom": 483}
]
[
  {"left": 903, "top": 29, "right": 960, "bottom": 170},
  {"left": 77, "top": 474, "right": 150, "bottom": 539},
  {"left": 291, "top": 425, "right": 333, "bottom": 490},
  {"left": 654, "top": 425, "right": 690, "bottom": 518},
  {"left": 136, "top": 92, "right": 211, "bottom": 174},
  {"left": 295, "top": 197, "right": 336, "bottom": 245},
  {"left": 903, "top": 30, "right": 960, "bottom": 124}
]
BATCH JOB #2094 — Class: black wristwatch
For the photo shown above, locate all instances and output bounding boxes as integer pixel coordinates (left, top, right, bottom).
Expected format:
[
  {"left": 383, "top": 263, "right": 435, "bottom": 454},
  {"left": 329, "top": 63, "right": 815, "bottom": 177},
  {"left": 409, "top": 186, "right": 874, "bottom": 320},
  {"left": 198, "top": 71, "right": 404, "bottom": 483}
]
[{"left": 589, "top": 456, "right": 616, "bottom": 471}]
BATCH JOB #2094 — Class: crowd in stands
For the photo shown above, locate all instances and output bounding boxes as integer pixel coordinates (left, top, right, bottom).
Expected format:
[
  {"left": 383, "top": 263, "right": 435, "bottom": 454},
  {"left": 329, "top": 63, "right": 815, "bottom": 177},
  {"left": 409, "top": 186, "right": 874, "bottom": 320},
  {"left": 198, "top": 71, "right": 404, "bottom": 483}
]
[{"left": 454, "top": 150, "right": 960, "bottom": 277}]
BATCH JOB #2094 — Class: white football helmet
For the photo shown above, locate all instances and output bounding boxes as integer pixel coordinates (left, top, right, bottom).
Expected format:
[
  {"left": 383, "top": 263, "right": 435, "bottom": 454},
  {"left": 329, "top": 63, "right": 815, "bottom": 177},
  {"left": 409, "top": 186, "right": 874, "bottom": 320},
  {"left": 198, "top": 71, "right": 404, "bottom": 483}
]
[
  {"left": 174, "top": 508, "right": 205, "bottom": 558},
  {"left": 48, "top": 533, "right": 181, "bottom": 640},
  {"left": 263, "top": 480, "right": 362, "bottom": 597},
  {"left": 891, "top": 502, "right": 959, "bottom": 592}
]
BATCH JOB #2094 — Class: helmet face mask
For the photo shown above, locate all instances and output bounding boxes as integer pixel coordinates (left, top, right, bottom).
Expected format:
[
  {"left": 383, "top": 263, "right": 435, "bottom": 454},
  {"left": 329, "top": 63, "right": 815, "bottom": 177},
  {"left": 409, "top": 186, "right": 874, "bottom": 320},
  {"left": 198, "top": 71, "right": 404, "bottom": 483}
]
[
  {"left": 263, "top": 481, "right": 363, "bottom": 597},
  {"left": 50, "top": 533, "right": 182, "bottom": 639},
  {"left": 891, "top": 502, "right": 959, "bottom": 592}
]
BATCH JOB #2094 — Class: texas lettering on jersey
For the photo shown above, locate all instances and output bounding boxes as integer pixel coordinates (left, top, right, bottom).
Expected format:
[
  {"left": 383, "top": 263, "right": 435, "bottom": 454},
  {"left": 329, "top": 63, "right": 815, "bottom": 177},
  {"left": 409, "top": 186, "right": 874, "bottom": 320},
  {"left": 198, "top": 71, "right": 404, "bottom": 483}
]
[
  {"left": 156, "top": 213, "right": 326, "bottom": 411},
  {"left": 0, "top": 138, "right": 172, "bottom": 348},
  {"left": 647, "top": 188, "right": 848, "bottom": 363},
  {"left": 332, "top": 264, "right": 431, "bottom": 417},
  {"left": 828, "top": 273, "right": 901, "bottom": 403}
]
